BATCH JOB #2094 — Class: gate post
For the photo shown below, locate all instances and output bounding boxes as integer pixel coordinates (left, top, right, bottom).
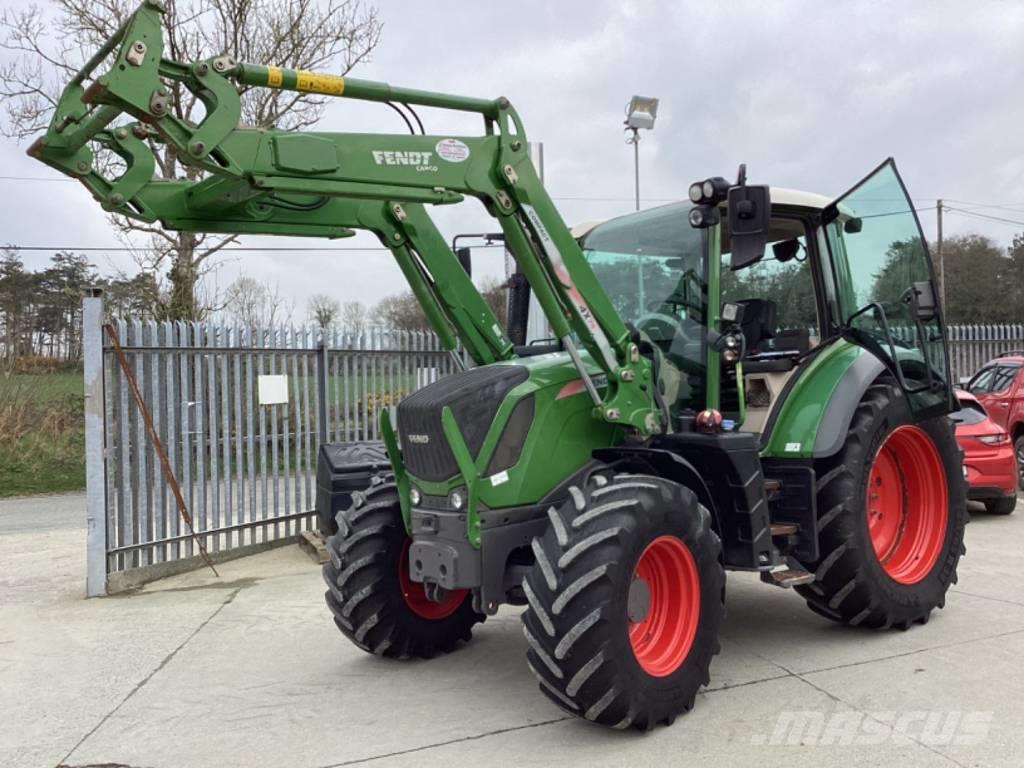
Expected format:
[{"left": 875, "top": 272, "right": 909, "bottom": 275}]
[{"left": 83, "top": 289, "right": 108, "bottom": 596}]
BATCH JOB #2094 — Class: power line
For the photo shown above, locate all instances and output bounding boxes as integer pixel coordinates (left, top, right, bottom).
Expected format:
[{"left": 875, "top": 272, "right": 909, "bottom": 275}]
[
  {"left": 0, "top": 175, "right": 74, "bottom": 182},
  {"left": 0, "top": 175, "right": 677, "bottom": 204},
  {"left": 940, "top": 198, "right": 1024, "bottom": 212},
  {"left": 4, "top": 243, "right": 507, "bottom": 253},
  {"left": 943, "top": 207, "right": 1024, "bottom": 228},
  {"left": 4, "top": 173, "right": 1024, "bottom": 222}
]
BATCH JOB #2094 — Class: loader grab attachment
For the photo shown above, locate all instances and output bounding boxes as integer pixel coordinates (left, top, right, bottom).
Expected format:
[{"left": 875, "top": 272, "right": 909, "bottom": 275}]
[{"left": 29, "top": 0, "right": 660, "bottom": 435}]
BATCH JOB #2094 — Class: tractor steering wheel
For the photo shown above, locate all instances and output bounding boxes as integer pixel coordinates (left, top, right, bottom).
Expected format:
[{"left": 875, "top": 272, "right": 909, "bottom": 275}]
[{"left": 636, "top": 312, "right": 693, "bottom": 347}]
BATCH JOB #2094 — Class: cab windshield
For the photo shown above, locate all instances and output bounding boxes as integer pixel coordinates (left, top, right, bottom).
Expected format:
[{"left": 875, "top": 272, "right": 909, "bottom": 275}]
[{"left": 581, "top": 203, "right": 707, "bottom": 414}]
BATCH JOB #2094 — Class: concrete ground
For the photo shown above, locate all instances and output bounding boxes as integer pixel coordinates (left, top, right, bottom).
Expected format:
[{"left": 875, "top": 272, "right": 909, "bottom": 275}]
[{"left": 2, "top": 493, "right": 1023, "bottom": 768}]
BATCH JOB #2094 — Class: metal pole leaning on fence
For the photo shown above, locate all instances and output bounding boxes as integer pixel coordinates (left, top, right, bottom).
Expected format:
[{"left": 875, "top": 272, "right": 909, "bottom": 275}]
[
  {"left": 83, "top": 290, "right": 108, "bottom": 597},
  {"left": 103, "top": 323, "right": 220, "bottom": 578}
]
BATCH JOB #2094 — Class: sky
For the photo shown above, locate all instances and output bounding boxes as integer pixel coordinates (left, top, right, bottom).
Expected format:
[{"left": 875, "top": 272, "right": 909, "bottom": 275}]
[{"left": 3, "top": 0, "right": 1024, "bottom": 318}]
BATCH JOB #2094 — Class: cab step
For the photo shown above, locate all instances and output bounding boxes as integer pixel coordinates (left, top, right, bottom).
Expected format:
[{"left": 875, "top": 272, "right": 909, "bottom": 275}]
[
  {"left": 770, "top": 522, "right": 799, "bottom": 536},
  {"left": 760, "top": 567, "right": 815, "bottom": 588}
]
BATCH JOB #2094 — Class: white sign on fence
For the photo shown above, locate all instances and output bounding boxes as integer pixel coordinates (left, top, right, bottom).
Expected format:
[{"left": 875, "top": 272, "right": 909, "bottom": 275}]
[{"left": 258, "top": 375, "right": 290, "bottom": 405}]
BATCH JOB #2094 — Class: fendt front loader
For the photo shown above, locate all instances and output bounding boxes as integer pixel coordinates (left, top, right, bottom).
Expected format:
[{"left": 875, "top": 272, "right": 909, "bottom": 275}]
[{"left": 33, "top": 1, "right": 966, "bottom": 730}]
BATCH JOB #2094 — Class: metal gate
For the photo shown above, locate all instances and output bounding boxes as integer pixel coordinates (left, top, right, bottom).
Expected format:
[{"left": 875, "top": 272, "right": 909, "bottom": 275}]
[{"left": 82, "top": 294, "right": 456, "bottom": 595}]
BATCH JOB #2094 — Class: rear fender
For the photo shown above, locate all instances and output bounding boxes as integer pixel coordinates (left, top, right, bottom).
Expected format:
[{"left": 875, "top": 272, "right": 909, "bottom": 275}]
[{"left": 762, "top": 340, "right": 885, "bottom": 460}]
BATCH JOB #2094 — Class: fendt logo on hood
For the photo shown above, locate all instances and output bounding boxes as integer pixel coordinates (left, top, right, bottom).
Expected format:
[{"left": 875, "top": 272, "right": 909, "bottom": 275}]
[
  {"left": 407, "top": 434, "right": 430, "bottom": 444},
  {"left": 371, "top": 150, "right": 437, "bottom": 172}
]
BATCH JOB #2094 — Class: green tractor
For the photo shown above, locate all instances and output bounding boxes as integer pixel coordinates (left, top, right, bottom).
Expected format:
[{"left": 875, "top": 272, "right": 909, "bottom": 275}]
[{"left": 32, "top": 1, "right": 965, "bottom": 731}]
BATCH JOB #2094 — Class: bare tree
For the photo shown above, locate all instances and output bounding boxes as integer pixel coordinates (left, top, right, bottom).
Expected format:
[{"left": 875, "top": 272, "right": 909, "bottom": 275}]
[
  {"left": 477, "top": 277, "right": 508, "bottom": 329},
  {"left": 224, "top": 275, "right": 291, "bottom": 328},
  {"left": 371, "top": 291, "right": 429, "bottom": 332},
  {"left": 340, "top": 300, "right": 367, "bottom": 336},
  {"left": 308, "top": 293, "right": 340, "bottom": 330},
  {"left": 0, "top": 0, "right": 382, "bottom": 321}
]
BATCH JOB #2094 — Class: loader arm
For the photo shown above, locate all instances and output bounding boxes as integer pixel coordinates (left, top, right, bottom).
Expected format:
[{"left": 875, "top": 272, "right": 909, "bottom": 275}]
[
  {"left": 115, "top": 166, "right": 514, "bottom": 366},
  {"left": 28, "top": 0, "right": 659, "bottom": 434}
]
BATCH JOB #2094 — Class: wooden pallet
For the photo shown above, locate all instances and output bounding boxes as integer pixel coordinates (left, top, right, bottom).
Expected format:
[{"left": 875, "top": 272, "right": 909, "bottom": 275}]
[{"left": 298, "top": 529, "right": 329, "bottom": 564}]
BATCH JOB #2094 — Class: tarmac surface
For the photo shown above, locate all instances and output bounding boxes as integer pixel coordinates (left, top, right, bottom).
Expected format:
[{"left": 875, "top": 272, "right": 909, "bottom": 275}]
[{"left": 2, "top": 491, "right": 1022, "bottom": 768}]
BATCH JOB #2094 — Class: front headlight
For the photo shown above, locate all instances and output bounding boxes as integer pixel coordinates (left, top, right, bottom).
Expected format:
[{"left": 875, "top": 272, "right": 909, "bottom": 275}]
[
  {"left": 409, "top": 486, "right": 421, "bottom": 506},
  {"left": 450, "top": 489, "right": 465, "bottom": 510}
]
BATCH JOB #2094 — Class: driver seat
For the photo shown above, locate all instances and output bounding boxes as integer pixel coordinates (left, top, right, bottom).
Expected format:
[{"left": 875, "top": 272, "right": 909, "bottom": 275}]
[{"left": 736, "top": 299, "right": 777, "bottom": 354}]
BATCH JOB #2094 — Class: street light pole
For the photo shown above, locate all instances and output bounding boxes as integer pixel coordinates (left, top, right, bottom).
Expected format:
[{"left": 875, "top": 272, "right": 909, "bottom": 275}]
[
  {"left": 624, "top": 95, "right": 659, "bottom": 213},
  {"left": 627, "top": 127, "right": 640, "bottom": 211}
]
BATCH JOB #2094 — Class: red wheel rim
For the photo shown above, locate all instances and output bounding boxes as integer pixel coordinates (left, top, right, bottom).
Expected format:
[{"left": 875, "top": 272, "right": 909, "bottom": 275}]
[
  {"left": 628, "top": 535, "right": 701, "bottom": 677},
  {"left": 865, "top": 425, "right": 948, "bottom": 585},
  {"left": 398, "top": 539, "right": 467, "bottom": 620}
]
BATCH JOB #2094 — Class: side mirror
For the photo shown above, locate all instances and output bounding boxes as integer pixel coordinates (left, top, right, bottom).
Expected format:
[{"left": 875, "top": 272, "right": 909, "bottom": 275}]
[
  {"left": 728, "top": 184, "right": 770, "bottom": 270},
  {"left": 772, "top": 238, "right": 801, "bottom": 263},
  {"left": 905, "top": 280, "right": 937, "bottom": 322},
  {"left": 455, "top": 246, "right": 472, "bottom": 277},
  {"left": 844, "top": 217, "right": 863, "bottom": 234}
]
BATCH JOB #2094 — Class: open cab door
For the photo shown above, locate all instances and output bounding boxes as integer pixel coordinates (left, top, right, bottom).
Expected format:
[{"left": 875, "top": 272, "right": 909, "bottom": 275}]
[{"left": 822, "top": 158, "right": 954, "bottom": 417}]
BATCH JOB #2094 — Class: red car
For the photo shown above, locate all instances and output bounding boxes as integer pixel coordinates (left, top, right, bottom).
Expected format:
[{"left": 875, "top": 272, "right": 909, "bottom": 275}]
[
  {"left": 966, "top": 353, "right": 1024, "bottom": 492},
  {"left": 952, "top": 389, "right": 1018, "bottom": 514}
]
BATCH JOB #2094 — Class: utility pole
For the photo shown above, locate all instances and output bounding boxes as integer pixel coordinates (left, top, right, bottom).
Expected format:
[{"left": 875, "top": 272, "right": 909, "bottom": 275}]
[{"left": 936, "top": 199, "right": 945, "bottom": 311}]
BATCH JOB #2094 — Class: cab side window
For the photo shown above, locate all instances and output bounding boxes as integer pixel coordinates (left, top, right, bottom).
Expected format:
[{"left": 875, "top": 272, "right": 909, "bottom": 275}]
[{"left": 720, "top": 234, "right": 818, "bottom": 345}]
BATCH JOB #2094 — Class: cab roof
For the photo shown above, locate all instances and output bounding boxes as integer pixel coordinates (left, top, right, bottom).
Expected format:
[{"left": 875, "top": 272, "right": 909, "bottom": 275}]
[{"left": 570, "top": 187, "right": 834, "bottom": 240}]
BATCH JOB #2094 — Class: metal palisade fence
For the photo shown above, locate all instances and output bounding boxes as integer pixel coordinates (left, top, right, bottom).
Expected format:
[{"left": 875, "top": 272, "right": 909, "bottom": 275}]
[
  {"left": 81, "top": 290, "right": 1024, "bottom": 596},
  {"left": 948, "top": 324, "right": 1024, "bottom": 382},
  {"left": 82, "top": 294, "right": 458, "bottom": 596}
]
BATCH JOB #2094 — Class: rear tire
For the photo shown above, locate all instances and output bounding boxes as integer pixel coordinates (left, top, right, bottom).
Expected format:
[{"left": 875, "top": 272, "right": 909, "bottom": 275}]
[
  {"left": 323, "top": 479, "right": 484, "bottom": 658},
  {"left": 983, "top": 495, "right": 1017, "bottom": 515},
  {"left": 521, "top": 472, "right": 724, "bottom": 730},
  {"left": 795, "top": 379, "right": 967, "bottom": 629}
]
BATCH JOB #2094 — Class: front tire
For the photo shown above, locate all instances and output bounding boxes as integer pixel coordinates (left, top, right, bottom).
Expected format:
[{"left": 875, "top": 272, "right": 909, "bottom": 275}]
[
  {"left": 521, "top": 472, "right": 724, "bottom": 730},
  {"left": 796, "top": 379, "right": 967, "bottom": 629},
  {"left": 983, "top": 495, "right": 1017, "bottom": 515},
  {"left": 323, "top": 479, "right": 484, "bottom": 658}
]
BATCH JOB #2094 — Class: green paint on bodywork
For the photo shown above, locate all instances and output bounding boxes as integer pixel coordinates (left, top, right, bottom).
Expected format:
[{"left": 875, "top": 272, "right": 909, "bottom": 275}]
[
  {"left": 405, "top": 352, "right": 621, "bottom": 545},
  {"left": 705, "top": 224, "right": 722, "bottom": 411},
  {"left": 440, "top": 406, "right": 483, "bottom": 546},
  {"left": 734, "top": 362, "right": 746, "bottom": 426},
  {"left": 761, "top": 339, "right": 866, "bottom": 458},
  {"left": 380, "top": 409, "right": 411, "bottom": 527}
]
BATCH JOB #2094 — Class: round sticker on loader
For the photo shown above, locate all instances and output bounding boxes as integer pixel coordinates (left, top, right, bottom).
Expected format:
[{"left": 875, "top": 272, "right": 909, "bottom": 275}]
[{"left": 436, "top": 138, "right": 470, "bottom": 163}]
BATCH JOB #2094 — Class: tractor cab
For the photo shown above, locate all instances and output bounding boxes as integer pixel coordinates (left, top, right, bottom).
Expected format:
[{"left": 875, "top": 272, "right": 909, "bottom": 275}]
[{"left": 580, "top": 159, "right": 953, "bottom": 441}]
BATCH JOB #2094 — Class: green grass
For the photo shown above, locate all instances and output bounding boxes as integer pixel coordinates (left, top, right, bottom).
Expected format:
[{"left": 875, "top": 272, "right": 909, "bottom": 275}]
[
  {"left": 0, "top": 372, "right": 82, "bottom": 403},
  {"left": 0, "top": 366, "right": 423, "bottom": 497},
  {"left": 0, "top": 430, "right": 85, "bottom": 497},
  {"left": 0, "top": 371, "right": 85, "bottom": 497}
]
